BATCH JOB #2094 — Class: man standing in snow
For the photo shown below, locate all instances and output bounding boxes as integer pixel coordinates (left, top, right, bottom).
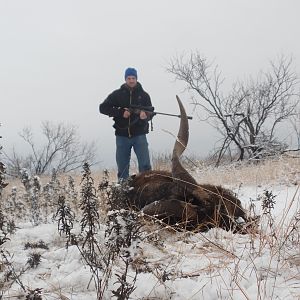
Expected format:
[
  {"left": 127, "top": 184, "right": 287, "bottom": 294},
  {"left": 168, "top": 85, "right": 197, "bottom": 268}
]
[{"left": 99, "top": 67, "right": 153, "bottom": 181}]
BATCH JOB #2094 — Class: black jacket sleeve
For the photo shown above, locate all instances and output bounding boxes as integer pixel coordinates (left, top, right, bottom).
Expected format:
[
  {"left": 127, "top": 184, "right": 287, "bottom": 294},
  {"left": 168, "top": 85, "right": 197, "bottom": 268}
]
[
  {"left": 143, "top": 92, "right": 155, "bottom": 120},
  {"left": 143, "top": 92, "right": 152, "bottom": 107},
  {"left": 99, "top": 91, "right": 124, "bottom": 118}
]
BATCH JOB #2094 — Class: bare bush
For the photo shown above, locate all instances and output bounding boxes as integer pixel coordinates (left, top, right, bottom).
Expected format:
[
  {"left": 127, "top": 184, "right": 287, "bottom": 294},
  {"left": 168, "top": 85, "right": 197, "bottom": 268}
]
[
  {"left": 4, "top": 121, "right": 98, "bottom": 176},
  {"left": 24, "top": 240, "right": 49, "bottom": 250},
  {"left": 0, "top": 126, "right": 9, "bottom": 247},
  {"left": 20, "top": 169, "right": 42, "bottom": 226},
  {"left": 0, "top": 124, "right": 8, "bottom": 198},
  {"left": 26, "top": 252, "right": 42, "bottom": 269},
  {"left": 167, "top": 53, "right": 300, "bottom": 164},
  {"left": 25, "top": 288, "right": 42, "bottom": 300},
  {"left": 290, "top": 110, "right": 300, "bottom": 149},
  {"left": 54, "top": 195, "right": 75, "bottom": 245}
]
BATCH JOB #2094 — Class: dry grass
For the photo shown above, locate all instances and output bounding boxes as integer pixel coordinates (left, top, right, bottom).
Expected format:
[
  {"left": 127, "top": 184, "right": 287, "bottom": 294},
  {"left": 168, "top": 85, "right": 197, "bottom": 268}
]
[
  {"left": 92, "top": 154, "right": 300, "bottom": 188},
  {"left": 191, "top": 155, "right": 300, "bottom": 187}
]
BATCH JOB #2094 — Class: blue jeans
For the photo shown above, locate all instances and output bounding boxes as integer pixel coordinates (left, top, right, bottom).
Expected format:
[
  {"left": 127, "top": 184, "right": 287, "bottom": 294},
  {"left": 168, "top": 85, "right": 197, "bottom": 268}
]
[{"left": 116, "top": 134, "right": 151, "bottom": 180}]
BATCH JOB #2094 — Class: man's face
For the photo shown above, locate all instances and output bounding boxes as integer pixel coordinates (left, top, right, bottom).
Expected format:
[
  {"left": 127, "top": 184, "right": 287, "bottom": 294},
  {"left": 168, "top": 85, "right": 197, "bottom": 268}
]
[{"left": 125, "top": 76, "right": 137, "bottom": 89}]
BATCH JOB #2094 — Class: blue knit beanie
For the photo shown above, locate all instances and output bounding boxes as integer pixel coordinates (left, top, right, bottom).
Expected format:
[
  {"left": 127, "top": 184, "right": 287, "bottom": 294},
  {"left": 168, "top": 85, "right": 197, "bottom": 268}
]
[{"left": 124, "top": 67, "right": 138, "bottom": 79}]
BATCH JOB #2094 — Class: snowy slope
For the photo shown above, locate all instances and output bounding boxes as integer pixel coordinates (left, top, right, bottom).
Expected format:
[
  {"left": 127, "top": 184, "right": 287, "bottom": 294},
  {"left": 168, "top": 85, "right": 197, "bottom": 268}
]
[{"left": 1, "top": 181, "right": 299, "bottom": 299}]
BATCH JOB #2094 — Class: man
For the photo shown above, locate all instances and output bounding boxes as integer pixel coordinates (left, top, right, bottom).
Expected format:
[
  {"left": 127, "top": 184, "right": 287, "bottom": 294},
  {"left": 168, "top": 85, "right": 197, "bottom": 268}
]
[{"left": 99, "top": 67, "right": 153, "bottom": 181}]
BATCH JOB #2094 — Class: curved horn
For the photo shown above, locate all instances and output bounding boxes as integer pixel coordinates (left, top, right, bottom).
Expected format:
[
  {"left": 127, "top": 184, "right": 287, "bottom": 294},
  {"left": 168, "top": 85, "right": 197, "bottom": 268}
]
[
  {"left": 172, "top": 95, "right": 189, "bottom": 159},
  {"left": 172, "top": 95, "right": 198, "bottom": 186}
]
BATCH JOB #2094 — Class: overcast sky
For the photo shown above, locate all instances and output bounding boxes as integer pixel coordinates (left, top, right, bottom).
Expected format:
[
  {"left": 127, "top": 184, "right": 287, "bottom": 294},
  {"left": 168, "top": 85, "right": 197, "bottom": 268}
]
[{"left": 1, "top": 0, "right": 300, "bottom": 168}]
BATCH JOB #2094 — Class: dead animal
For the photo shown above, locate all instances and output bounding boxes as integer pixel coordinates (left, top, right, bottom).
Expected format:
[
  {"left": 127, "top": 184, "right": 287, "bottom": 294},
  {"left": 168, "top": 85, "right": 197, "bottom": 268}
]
[{"left": 127, "top": 96, "right": 249, "bottom": 232}]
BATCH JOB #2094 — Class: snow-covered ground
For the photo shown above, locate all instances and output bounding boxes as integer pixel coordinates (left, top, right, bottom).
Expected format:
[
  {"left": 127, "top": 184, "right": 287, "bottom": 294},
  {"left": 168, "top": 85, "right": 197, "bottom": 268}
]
[{"left": 1, "top": 174, "right": 300, "bottom": 299}]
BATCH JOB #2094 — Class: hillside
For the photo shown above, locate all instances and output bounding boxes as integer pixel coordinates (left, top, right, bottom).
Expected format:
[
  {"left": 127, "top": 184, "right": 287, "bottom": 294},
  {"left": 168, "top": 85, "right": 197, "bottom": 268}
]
[{"left": 0, "top": 156, "right": 299, "bottom": 300}]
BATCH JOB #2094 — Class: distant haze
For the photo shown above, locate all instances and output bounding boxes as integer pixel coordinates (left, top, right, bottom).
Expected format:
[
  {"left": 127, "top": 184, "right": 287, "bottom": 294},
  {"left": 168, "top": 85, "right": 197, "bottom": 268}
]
[{"left": 1, "top": 0, "right": 300, "bottom": 168}]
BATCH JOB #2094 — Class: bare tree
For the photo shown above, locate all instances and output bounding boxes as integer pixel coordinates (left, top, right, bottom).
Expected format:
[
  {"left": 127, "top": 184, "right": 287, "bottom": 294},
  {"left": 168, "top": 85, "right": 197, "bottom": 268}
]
[
  {"left": 0, "top": 123, "right": 8, "bottom": 197},
  {"left": 167, "top": 52, "right": 300, "bottom": 164},
  {"left": 5, "top": 121, "right": 98, "bottom": 176},
  {"left": 290, "top": 110, "right": 300, "bottom": 150}
]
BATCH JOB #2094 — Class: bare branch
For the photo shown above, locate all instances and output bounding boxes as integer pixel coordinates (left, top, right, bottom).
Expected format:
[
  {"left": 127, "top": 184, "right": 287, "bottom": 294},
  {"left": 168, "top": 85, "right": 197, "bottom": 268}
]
[
  {"left": 167, "top": 52, "right": 300, "bottom": 161},
  {"left": 5, "top": 121, "right": 98, "bottom": 176}
]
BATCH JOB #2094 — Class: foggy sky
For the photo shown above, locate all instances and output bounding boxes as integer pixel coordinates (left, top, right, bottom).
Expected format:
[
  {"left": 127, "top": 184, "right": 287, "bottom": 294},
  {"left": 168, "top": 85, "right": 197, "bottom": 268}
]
[{"left": 1, "top": 0, "right": 300, "bottom": 168}]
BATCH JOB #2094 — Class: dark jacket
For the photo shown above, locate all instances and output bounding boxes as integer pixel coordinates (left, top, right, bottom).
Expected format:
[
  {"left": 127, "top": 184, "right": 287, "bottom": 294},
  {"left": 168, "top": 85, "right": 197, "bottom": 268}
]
[{"left": 99, "top": 82, "right": 153, "bottom": 137}]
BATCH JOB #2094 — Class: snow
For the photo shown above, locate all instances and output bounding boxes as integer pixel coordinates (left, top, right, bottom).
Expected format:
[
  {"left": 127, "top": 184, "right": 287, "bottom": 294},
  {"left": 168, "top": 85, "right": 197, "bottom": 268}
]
[{"left": 1, "top": 182, "right": 300, "bottom": 299}]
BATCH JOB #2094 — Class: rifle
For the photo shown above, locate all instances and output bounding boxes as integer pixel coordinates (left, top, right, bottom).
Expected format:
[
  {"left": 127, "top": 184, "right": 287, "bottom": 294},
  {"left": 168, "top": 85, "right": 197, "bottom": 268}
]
[{"left": 129, "top": 104, "right": 193, "bottom": 120}]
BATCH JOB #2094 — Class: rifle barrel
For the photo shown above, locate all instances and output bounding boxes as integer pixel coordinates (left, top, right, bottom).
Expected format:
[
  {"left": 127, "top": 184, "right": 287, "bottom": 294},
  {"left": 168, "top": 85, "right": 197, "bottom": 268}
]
[
  {"left": 154, "top": 111, "right": 193, "bottom": 120},
  {"left": 128, "top": 105, "right": 193, "bottom": 120}
]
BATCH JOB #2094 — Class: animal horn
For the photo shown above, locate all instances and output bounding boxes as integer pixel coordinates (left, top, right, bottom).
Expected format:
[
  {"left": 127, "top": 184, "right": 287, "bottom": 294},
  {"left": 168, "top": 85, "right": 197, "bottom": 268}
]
[
  {"left": 172, "top": 95, "right": 189, "bottom": 158},
  {"left": 172, "top": 95, "right": 198, "bottom": 186}
]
